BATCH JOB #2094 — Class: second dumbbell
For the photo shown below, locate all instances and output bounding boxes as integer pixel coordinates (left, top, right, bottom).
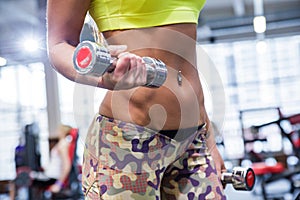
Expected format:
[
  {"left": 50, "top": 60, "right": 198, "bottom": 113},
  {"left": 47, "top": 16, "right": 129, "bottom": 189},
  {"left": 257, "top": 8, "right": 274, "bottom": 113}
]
[{"left": 221, "top": 167, "right": 255, "bottom": 191}]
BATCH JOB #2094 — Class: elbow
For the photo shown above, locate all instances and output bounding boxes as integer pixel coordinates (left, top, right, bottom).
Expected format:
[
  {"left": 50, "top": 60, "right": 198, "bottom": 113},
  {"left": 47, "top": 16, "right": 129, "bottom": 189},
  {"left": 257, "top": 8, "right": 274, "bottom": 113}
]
[
  {"left": 46, "top": 40, "right": 60, "bottom": 70},
  {"left": 46, "top": 40, "right": 76, "bottom": 74}
]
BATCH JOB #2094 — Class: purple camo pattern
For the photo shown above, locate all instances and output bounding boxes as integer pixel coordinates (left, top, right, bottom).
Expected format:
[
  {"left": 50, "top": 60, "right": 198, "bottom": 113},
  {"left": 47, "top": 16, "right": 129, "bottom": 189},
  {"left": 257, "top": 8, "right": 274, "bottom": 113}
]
[{"left": 82, "top": 114, "right": 226, "bottom": 200}]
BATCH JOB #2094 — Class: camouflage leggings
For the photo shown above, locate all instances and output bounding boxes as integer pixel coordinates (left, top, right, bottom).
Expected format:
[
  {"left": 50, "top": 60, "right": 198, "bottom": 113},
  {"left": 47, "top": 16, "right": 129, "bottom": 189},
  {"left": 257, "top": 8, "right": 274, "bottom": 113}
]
[{"left": 82, "top": 114, "right": 226, "bottom": 200}]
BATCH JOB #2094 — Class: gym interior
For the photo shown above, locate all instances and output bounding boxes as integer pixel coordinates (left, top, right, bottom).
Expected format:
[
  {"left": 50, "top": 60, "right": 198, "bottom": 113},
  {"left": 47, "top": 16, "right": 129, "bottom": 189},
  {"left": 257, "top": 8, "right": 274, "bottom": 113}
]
[{"left": 0, "top": 0, "right": 300, "bottom": 199}]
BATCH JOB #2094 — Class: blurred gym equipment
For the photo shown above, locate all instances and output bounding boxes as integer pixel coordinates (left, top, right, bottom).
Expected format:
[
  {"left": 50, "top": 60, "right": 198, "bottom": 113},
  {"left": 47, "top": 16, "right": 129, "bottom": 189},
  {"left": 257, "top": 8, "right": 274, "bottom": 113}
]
[{"left": 240, "top": 107, "right": 300, "bottom": 199}]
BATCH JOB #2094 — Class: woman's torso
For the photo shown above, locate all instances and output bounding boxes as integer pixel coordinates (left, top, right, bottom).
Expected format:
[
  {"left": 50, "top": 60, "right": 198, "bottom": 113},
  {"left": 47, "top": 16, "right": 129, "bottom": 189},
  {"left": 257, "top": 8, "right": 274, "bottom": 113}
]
[{"left": 99, "top": 23, "right": 207, "bottom": 131}]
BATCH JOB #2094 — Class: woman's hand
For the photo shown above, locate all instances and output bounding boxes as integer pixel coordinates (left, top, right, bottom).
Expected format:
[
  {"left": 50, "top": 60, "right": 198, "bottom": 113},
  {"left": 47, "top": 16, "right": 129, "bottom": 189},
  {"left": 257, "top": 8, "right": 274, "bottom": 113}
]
[
  {"left": 49, "top": 180, "right": 63, "bottom": 193},
  {"left": 100, "top": 45, "right": 148, "bottom": 90}
]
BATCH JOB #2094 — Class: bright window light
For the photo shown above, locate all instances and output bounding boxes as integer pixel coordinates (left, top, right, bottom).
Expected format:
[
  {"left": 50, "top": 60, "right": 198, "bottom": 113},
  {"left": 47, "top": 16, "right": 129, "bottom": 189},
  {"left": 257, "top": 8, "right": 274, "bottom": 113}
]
[
  {"left": 253, "top": 16, "right": 266, "bottom": 33},
  {"left": 0, "top": 56, "right": 7, "bottom": 67},
  {"left": 23, "top": 38, "right": 39, "bottom": 52}
]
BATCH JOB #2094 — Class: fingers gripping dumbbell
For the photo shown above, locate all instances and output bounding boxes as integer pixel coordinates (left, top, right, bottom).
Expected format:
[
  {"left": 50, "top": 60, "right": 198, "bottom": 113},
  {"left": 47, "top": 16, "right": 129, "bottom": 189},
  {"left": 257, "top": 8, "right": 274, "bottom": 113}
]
[
  {"left": 221, "top": 167, "right": 256, "bottom": 191},
  {"left": 73, "top": 40, "right": 168, "bottom": 87}
]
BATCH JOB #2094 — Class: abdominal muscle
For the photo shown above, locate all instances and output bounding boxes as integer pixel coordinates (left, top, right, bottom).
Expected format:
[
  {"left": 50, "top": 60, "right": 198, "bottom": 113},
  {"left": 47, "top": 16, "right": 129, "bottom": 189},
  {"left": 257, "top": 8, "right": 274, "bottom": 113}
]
[{"left": 99, "top": 23, "right": 207, "bottom": 131}]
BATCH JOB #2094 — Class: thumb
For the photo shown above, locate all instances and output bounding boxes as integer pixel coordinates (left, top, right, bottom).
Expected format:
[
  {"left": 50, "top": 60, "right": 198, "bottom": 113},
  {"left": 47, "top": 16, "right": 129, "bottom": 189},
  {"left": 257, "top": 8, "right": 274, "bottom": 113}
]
[{"left": 108, "top": 45, "right": 127, "bottom": 57}]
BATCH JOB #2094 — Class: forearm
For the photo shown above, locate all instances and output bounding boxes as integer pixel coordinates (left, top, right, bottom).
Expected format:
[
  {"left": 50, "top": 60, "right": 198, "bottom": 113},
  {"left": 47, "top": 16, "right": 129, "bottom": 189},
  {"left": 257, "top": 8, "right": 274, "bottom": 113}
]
[
  {"left": 51, "top": 161, "right": 71, "bottom": 192},
  {"left": 46, "top": 0, "right": 103, "bottom": 88},
  {"left": 56, "top": 143, "right": 72, "bottom": 186},
  {"left": 48, "top": 42, "right": 105, "bottom": 88},
  {"left": 205, "top": 119, "right": 226, "bottom": 178},
  {"left": 206, "top": 121, "right": 217, "bottom": 152},
  {"left": 58, "top": 159, "right": 72, "bottom": 184}
]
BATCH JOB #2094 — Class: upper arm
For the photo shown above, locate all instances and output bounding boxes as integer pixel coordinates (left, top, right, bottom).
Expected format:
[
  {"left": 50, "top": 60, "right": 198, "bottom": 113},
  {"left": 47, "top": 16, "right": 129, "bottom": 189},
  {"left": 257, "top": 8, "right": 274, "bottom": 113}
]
[
  {"left": 46, "top": 0, "right": 100, "bottom": 83},
  {"left": 47, "top": 0, "right": 91, "bottom": 48},
  {"left": 57, "top": 140, "right": 72, "bottom": 167}
]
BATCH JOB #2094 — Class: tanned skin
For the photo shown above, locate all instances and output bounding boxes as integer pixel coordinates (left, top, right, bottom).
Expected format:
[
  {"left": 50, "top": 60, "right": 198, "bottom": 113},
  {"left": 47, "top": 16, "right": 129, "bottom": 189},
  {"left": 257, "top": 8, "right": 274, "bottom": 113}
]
[{"left": 47, "top": 0, "right": 226, "bottom": 178}]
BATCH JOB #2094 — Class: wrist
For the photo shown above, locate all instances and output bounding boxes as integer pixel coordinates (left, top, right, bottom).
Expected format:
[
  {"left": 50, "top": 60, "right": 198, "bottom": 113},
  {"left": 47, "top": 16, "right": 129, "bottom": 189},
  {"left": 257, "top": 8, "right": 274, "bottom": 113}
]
[{"left": 54, "top": 180, "right": 64, "bottom": 188}]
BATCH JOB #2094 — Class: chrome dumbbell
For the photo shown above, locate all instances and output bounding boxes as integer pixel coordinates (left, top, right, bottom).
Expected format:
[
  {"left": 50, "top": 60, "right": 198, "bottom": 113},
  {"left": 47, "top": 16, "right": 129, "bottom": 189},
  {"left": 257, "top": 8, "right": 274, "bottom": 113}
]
[
  {"left": 73, "top": 40, "right": 167, "bottom": 87},
  {"left": 221, "top": 167, "right": 255, "bottom": 191}
]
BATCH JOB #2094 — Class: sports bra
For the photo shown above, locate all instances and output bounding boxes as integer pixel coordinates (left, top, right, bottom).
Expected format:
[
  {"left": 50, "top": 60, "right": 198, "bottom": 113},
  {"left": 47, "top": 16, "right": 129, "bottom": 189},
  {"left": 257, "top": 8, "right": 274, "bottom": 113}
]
[{"left": 89, "top": 0, "right": 206, "bottom": 32}]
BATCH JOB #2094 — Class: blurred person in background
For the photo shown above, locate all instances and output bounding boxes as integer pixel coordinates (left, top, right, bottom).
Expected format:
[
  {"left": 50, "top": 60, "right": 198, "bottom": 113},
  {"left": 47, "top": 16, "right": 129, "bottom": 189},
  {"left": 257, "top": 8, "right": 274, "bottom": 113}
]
[{"left": 43, "top": 124, "right": 73, "bottom": 193}]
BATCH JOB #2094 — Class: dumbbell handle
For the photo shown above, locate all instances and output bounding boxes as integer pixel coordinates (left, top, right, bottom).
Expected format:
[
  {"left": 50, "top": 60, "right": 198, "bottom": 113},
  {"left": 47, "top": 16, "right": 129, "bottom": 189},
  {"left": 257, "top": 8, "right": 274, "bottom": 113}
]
[
  {"left": 73, "top": 40, "right": 167, "bottom": 87},
  {"left": 221, "top": 167, "right": 255, "bottom": 191}
]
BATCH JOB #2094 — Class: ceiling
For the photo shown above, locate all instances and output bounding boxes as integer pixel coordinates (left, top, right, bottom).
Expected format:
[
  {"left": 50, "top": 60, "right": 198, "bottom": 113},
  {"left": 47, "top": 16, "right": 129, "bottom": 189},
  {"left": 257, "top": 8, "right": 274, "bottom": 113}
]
[
  {"left": 198, "top": 0, "right": 300, "bottom": 43},
  {"left": 0, "top": 0, "right": 47, "bottom": 64},
  {"left": 0, "top": 0, "right": 300, "bottom": 64}
]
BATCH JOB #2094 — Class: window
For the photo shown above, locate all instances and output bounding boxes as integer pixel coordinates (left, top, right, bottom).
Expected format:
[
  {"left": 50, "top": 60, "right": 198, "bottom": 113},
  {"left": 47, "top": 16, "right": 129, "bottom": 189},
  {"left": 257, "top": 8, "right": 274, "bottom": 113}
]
[{"left": 202, "top": 35, "right": 300, "bottom": 159}]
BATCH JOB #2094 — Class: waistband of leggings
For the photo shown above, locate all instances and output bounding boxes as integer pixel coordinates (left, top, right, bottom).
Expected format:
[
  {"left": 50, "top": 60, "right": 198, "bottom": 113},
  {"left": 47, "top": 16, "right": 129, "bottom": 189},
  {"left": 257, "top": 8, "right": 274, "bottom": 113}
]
[
  {"left": 159, "top": 123, "right": 206, "bottom": 140},
  {"left": 96, "top": 113, "right": 206, "bottom": 141}
]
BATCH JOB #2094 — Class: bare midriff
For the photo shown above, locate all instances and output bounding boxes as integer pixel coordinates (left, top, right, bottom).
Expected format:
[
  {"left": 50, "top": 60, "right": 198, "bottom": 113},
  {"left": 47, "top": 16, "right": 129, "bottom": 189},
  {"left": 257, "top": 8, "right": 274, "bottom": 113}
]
[{"left": 99, "top": 23, "right": 207, "bottom": 131}]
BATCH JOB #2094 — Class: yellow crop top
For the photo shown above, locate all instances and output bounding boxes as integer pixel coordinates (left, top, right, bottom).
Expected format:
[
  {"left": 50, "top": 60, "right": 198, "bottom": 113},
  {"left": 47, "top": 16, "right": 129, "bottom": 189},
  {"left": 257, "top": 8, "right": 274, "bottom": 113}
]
[{"left": 89, "top": 0, "right": 206, "bottom": 32}]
